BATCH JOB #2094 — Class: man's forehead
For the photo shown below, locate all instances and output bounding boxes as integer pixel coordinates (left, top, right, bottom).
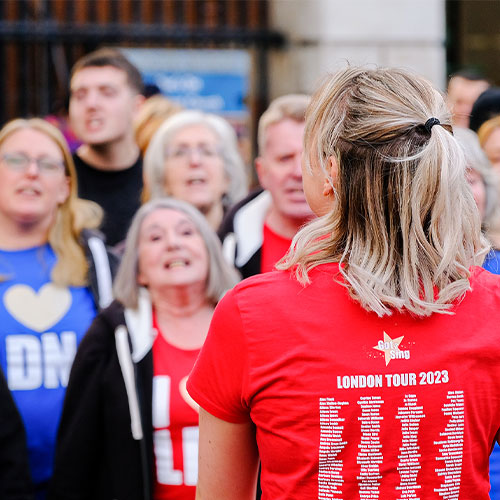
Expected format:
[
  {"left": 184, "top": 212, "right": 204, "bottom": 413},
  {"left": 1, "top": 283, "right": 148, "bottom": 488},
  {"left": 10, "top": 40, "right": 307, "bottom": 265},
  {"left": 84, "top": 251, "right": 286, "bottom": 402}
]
[
  {"left": 449, "top": 77, "right": 488, "bottom": 96},
  {"left": 262, "top": 119, "right": 305, "bottom": 152},
  {"left": 70, "top": 65, "right": 129, "bottom": 89}
]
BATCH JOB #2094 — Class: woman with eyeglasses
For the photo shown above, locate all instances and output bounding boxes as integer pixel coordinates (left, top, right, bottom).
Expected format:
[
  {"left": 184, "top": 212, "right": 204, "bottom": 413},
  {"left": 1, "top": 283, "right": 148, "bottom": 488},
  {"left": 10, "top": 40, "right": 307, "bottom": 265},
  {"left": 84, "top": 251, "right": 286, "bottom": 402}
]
[
  {"left": 142, "top": 110, "right": 248, "bottom": 231},
  {"left": 0, "top": 118, "right": 118, "bottom": 499}
]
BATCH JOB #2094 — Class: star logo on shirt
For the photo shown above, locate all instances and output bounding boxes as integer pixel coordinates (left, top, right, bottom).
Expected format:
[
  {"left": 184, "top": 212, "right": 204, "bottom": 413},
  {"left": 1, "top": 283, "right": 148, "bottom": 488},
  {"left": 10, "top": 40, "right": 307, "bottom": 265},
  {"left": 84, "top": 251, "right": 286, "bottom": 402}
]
[{"left": 373, "top": 331, "right": 405, "bottom": 366}]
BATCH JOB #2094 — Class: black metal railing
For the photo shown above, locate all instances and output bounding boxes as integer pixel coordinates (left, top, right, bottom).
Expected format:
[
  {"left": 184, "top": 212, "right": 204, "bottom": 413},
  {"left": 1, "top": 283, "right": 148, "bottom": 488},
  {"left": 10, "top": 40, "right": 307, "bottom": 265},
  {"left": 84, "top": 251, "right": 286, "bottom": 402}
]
[{"left": 0, "top": 0, "right": 285, "bottom": 125}]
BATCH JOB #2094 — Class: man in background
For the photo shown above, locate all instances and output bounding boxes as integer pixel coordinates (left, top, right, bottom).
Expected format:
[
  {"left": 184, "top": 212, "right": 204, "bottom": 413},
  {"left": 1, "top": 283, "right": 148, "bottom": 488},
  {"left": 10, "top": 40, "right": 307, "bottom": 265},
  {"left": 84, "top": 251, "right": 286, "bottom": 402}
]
[
  {"left": 219, "top": 94, "right": 314, "bottom": 278},
  {"left": 446, "top": 69, "right": 490, "bottom": 129},
  {"left": 69, "top": 48, "right": 145, "bottom": 246}
]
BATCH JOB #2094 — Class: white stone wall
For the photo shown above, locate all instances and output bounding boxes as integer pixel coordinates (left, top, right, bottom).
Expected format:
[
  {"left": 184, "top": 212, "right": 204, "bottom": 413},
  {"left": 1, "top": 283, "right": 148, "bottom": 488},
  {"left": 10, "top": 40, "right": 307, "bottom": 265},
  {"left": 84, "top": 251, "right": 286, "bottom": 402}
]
[{"left": 268, "top": 0, "right": 446, "bottom": 98}]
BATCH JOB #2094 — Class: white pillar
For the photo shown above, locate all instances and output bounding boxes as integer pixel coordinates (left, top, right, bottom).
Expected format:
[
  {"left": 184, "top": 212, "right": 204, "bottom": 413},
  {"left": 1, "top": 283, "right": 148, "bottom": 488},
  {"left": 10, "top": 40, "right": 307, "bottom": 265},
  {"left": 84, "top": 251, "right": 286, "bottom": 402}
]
[{"left": 268, "top": 0, "right": 446, "bottom": 97}]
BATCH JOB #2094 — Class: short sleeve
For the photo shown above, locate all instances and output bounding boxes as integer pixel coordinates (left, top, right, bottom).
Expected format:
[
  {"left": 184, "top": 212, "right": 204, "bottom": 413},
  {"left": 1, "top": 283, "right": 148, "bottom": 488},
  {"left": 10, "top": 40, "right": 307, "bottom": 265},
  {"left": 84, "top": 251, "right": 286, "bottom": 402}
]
[{"left": 187, "top": 289, "right": 250, "bottom": 423}]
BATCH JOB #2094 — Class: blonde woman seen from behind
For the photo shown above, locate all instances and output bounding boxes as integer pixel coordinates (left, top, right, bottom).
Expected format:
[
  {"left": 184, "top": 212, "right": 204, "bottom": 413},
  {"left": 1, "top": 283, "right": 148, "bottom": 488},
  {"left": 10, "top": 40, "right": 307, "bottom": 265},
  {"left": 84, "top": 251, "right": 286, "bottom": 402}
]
[{"left": 188, "top": 67, "right": 500, "bottom": 500}]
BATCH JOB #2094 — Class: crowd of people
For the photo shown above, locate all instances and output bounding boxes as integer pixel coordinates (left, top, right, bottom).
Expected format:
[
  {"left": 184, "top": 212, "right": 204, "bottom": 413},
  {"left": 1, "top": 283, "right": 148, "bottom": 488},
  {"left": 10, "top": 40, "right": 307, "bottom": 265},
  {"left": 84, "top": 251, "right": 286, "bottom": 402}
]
[{"left": 0, "top": 47, "right": 499, "bottom": 500}]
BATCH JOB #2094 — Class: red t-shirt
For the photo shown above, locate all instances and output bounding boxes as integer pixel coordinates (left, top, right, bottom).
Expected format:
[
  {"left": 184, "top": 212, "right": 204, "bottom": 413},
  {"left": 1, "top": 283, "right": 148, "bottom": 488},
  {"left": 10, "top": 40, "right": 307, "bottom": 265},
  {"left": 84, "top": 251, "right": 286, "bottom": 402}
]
[
  {"left": 152, "top": 317, "right": 200, "bottom": 500},
  {"left": 187, "top": 264, "right": 500, "bottom": 500},
  {"left": 260, "top": 223, "right": 292, "bottom": 273}
]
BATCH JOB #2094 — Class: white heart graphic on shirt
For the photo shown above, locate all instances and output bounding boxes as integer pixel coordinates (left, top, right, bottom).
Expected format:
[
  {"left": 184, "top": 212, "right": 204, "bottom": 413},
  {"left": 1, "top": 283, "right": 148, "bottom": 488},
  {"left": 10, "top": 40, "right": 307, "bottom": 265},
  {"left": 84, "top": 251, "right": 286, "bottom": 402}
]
[
  {"left": 179, "top": 376, "right": 199, "bottom": 413},
  {"left": 4, "top": 283, "right": 72, "bottom": 332}
]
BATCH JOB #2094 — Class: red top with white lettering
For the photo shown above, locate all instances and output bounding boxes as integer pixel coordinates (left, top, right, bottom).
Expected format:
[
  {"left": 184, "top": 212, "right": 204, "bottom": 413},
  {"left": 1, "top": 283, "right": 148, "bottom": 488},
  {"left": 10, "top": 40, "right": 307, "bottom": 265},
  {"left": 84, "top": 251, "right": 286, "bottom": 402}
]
[
  {"left": 260, "top": 223, "right": 292, "bottom": 273},
  {"left": 152, "top": 315, "right": 200, "bottom": 500},
  {"left": 188, "top": 263, "right": 500, "bottom": 500}
]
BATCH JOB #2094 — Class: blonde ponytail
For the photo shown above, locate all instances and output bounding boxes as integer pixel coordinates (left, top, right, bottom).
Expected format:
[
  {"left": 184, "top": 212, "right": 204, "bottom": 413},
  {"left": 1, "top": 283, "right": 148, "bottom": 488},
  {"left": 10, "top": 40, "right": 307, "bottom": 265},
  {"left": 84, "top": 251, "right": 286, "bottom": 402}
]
[{"left": 278, "top": 67, "right": 488, "bottom": 317}]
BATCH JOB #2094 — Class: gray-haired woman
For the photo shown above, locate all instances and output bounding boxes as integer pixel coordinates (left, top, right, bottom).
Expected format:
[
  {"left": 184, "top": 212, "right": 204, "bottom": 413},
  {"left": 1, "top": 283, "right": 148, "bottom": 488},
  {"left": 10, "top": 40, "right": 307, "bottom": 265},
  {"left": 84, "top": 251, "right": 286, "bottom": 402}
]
[
  {"left": 454, "top": 127, "right": 499, "bottom": 232},
  {"left": 49, "top": 197, "right": 239, "bottom": 500},
  {"left": 143, "top": 110, "right": 248, "bottom": 231}
]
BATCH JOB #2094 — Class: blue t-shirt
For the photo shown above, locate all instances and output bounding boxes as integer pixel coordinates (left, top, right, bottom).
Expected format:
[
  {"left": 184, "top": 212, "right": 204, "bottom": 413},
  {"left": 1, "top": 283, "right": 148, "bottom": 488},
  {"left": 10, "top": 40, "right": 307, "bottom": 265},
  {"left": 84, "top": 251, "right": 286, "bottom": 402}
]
[
  {"left": 482, "top": 249, "right": 500, "bottom": 499},
  {"left": 0, "top": 244, "right": 97, "bottom": 486},
  {"left": 483, "top": 249, "right": 500, "bottom": 275}
]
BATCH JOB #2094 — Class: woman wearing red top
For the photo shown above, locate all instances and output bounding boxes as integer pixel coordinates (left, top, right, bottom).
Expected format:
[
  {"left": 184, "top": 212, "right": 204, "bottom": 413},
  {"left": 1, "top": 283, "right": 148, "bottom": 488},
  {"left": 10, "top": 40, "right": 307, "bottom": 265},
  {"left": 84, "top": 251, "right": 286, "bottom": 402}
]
[
  {"left": 50, "top": 197, "right": 239, "bottom": 500},
  {"left": 188, "top": 67, "right": 500, "bottom": 499}
]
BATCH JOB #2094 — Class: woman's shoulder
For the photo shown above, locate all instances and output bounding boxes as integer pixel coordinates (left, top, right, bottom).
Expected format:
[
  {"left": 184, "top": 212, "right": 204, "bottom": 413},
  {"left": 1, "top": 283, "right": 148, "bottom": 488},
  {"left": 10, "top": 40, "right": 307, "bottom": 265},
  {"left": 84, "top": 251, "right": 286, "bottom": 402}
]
[
  {"left": 233, "top": 268, "right": 298, "bottom": 293},
  {"left": 460, "top": 266, "right": 500, "bottom": 314},
  {"left": 471, "top": 264, "right": 500, "bottom": 288},
  {"left": 77, "top": 300, "right": 126, "bottom": 354},
  {"left": 230, "top": 263, "right": 343, "bottom": 304}
]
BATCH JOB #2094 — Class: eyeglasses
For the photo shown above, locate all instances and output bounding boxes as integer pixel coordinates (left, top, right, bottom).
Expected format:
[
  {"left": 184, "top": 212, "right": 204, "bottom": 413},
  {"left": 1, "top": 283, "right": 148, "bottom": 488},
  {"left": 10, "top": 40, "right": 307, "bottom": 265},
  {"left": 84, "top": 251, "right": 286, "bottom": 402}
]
[
  {"left": 165, "top": 145, "right": 221, "bottom": 161},
  {"left": 1, "top": 153, "right": 65, "bottom": 175}
]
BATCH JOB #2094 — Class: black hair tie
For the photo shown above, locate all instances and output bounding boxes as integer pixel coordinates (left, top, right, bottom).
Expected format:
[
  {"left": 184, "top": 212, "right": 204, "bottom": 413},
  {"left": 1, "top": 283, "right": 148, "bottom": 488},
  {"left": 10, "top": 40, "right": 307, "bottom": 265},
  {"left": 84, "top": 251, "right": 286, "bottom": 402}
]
[{"left": 424, "top": 117, "right": 440, "bottom": 133}]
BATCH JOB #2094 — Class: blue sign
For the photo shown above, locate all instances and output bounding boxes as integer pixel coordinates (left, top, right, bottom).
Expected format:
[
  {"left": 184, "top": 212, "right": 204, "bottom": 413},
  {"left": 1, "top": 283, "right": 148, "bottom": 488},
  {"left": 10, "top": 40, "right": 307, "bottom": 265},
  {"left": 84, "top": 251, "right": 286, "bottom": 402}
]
[
  {"left": 121, "top": 49, "right": 251, "bottom": 117},
  {"left": 142, "top": 72, "right": 247, "bottom": 114}
]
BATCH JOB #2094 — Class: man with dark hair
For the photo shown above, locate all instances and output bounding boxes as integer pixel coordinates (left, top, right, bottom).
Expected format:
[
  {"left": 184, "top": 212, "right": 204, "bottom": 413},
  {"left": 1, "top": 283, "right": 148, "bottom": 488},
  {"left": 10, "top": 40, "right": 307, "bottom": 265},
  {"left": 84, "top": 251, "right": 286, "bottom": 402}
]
[
  {"left": 446, "top": 69, "right": 490, "bottom": 129},
  {"left": 69, "top": 48, "right": 145, "bottom": 246}
]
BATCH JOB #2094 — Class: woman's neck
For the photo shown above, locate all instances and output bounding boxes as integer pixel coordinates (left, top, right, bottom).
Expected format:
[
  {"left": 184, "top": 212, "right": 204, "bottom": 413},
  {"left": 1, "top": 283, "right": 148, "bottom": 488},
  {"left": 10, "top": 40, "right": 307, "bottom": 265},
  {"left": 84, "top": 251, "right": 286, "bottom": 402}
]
[
  {"left": 0, "top": 215, "right": 50, "bottom": 250},
  {"left": 152, "top": 288, "right": 214, "bottom": 350},
  {"left": 150, "top": 282, "right": 208, "bottom": 315},
  {"left": 199, "top": 201, "right": 224, "bottom": 231}
]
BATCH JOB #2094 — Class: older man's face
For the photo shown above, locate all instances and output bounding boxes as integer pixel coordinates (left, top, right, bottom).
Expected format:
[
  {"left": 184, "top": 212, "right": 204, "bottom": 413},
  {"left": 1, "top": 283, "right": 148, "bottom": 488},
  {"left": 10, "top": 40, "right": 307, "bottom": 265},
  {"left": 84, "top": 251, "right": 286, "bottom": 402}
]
[
  {"left": 256, "top": 118, "right": 314, "bottom": 225},
  {"left": 447, "top": 76, "right": 489, "bottom": 128}
]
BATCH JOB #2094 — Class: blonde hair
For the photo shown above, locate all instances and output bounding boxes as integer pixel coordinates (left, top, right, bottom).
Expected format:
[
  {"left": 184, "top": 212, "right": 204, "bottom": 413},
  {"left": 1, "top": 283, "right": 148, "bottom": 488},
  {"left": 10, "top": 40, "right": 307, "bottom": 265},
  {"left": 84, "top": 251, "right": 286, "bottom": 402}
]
[
  {"left": 278, "top": 67, "right": 487, "bottom": 317},
  {"left": 257, "top": 94, "right": 310, "bottom": 153},
  {"left": 0, "top": 118, "right": 102, "bottom": 286},
  {"left": 134, "top": 94, "right": 183, "bottom": 157},
  {"left": 477, "top": 115, "right": 500, "bottom": 148}
]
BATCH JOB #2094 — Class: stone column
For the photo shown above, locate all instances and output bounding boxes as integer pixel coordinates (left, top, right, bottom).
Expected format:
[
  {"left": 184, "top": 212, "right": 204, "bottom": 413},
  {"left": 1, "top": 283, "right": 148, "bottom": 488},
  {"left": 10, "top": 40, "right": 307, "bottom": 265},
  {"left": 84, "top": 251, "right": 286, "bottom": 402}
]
[{"left": 268, "top": 0, "right": 446, "bottom": 97}]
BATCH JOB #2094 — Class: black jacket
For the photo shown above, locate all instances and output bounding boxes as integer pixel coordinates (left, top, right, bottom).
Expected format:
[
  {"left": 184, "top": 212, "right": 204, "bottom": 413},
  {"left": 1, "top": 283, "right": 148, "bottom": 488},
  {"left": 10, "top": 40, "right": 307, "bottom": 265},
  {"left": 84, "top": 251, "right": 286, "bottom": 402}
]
[
  {"left": 0, "top": 367, "right": 33, "bottom": 500},
  {"left": 81, "top": 229, "right": 120, "bottom": 310},
  {"left": 48, "top": 293, "right": 154, "bottom": 500},
  {"left": 218, "top": 189, "right": 272, "bottom": 279}
]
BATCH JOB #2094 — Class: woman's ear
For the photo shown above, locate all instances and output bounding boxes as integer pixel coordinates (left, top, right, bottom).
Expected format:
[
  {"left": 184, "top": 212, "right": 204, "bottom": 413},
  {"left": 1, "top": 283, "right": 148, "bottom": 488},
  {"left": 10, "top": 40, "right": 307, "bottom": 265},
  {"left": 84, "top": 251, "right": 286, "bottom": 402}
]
[
  {"left": 322, "top": 155, "right": 339, "bottom": 198},
  {"left": 137, "top": 269, "right": 148, "bottom": 286},
  {"left": 57, "top": 177, "right": 71, "bottom": 205}
]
